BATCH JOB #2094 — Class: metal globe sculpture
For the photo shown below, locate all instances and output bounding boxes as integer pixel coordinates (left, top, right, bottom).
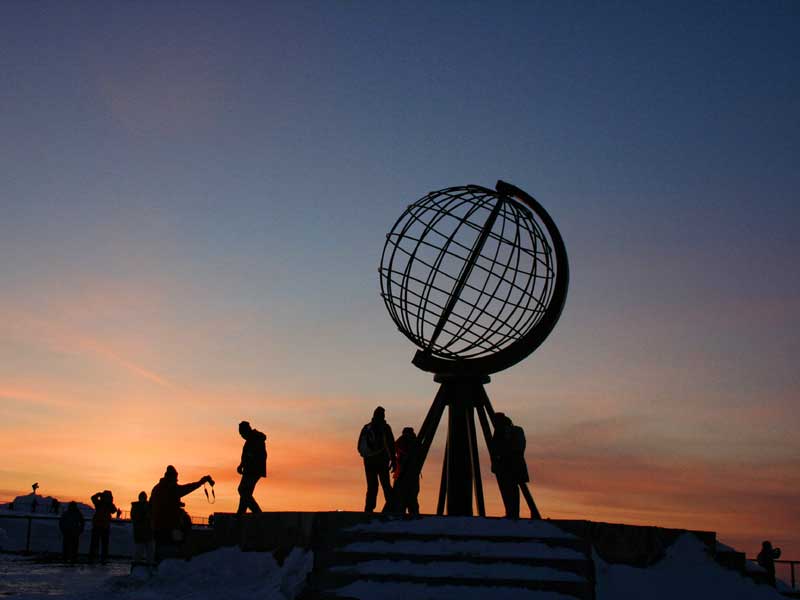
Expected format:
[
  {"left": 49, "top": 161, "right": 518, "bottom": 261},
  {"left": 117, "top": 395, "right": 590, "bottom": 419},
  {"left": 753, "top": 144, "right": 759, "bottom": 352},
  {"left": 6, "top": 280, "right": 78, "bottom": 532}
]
[
  {"left": 380, "top": 181, "right": 568, "bottom": 375},
  {"left": 379, "top": 181, "right": 568, "bottom": 517}
]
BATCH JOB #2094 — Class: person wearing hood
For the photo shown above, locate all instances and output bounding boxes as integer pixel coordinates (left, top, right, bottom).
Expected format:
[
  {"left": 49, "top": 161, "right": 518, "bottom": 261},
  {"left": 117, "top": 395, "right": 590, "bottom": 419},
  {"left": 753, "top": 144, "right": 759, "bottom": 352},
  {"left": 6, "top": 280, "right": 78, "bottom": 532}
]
[
  {"left": 236, "top": 421, "right": 267, "bottom": 515},
  {"left": 150, "top": 465, "right": 212, "bottom": 555},
  {"left": 358, "top": 406, "right": 396, "bottom": 512}
]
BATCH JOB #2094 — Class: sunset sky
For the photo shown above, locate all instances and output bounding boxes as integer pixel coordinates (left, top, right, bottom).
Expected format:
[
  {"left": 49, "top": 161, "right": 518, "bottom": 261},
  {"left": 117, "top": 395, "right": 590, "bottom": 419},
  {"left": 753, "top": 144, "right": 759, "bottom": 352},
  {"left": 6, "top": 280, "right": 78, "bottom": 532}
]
[{"left": 1, "top": 2, "right": 798, "bottom": 559}]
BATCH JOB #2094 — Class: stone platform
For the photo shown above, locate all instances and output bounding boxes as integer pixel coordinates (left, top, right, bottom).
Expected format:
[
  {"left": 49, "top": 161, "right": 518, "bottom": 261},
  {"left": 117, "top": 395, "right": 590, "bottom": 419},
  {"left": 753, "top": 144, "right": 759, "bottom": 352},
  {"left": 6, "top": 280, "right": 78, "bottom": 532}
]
[
  {"left": 195, "top": 512, "right": 722, "bottom": 599},
  {"left": 205, "top": 511, "right": 716, "bottom": 567}
]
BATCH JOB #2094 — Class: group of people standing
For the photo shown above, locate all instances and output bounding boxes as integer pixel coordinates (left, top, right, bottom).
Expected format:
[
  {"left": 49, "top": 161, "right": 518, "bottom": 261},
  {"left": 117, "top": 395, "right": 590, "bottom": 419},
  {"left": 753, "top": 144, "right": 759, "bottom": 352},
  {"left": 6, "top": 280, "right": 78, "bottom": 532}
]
[
  {"left": 357, "top": 406, "right": 530, "bottom": 518},
  {"left": 55, "top": 420, "right": 268, "bottom": 565}
]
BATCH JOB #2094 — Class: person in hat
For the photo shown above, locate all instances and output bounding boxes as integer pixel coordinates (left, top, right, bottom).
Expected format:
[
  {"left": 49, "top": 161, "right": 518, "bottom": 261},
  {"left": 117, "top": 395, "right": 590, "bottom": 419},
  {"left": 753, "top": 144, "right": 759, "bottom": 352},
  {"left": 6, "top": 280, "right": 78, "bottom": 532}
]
[
  {"left": 357, "top": 406, "right": 396, "bottom": 512},
  {"left": 236, "top": 421, "right": 267, "bottom": 515},
  {"left": 150, "top": 466, "right": 212, "bottom": 558}
]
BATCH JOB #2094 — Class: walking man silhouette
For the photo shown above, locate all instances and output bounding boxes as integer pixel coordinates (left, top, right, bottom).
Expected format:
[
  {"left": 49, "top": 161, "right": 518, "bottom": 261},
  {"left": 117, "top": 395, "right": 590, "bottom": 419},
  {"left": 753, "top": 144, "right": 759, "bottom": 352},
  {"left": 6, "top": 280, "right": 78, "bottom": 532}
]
[{"left": 236, "top": 421, "right": 267, "bottom": 515}]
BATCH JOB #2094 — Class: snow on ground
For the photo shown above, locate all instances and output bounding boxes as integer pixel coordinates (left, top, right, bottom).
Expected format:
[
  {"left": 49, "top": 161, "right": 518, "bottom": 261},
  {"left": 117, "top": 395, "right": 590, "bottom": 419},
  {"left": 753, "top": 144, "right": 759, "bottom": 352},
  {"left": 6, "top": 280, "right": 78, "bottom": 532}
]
[
  {"left": 332, "top": 581, "right": 578, "bottom": 600},
  {"left": 595, "top": 533, "right": 785, "bottom": 600},
  {"left": 341, "top": 538, "right": 585, "bottom": 559},
  {"left": 0, "top": 547, "right": 313, "bottom": 600},
  {"left": 0, "top": 556, "right": 130, "bottom": 598},
  {"left": 332, "top": 559, "right": 585, "bottom": 581},
  {"left": 347, "top": 516, "right": 576, "bottom": 538}
]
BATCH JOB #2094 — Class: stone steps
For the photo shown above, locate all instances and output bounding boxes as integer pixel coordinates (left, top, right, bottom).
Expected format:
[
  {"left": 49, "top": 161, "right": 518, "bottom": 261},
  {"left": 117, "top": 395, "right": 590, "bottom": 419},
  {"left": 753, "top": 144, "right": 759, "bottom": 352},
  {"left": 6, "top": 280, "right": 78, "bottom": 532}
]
[{"left": 305, "top": 516, "right": 595, "bottom": 600}]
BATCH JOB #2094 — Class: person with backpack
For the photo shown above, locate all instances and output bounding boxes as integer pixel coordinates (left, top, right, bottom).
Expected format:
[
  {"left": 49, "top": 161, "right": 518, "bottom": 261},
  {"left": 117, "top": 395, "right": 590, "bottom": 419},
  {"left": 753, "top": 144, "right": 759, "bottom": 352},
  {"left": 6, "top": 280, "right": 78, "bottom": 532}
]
[
  {"left": 58, "top": 501, "right": 85, "bottom": 563},
  {"left": 490, "top": 413, "right": 529, "bottom": 519},
  {"left": 130, "top": 491, "right": 154, "bottom": 569},
  {"left": 88, "top": 490, "right": 117, "bottom": 564},
  {"left": 394, "top": 427, "right": 421, "bottom": 515},
  {"left": 358, "top": 406, "right": 396, "bottom": 512},
  {"left": 236, "top": 420, "right": 267, "bottom": 515}
]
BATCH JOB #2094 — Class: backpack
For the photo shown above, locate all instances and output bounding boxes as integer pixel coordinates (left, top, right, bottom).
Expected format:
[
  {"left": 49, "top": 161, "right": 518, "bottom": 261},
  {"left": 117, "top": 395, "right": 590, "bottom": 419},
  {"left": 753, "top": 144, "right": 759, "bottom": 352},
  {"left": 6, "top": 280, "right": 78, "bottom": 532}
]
[{"left": 358, "top": 423, "right": 385, "bottom": 458}]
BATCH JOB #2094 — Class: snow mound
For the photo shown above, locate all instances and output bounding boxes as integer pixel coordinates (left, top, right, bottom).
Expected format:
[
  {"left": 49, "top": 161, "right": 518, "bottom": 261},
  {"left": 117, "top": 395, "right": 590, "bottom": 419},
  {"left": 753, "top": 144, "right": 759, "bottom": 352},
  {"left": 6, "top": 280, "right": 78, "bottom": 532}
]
[
  {"left": 94, "top": 547, "right": 312, "bottom": 600},
  {"left": 348, "top": 517, "right": 576, "bottom": 538},
  {"left": 1, "top": 493, "right": 93, "bottom": 516},
  {"left": 595, "top": 533, "right": 785, "bottom": 599}
]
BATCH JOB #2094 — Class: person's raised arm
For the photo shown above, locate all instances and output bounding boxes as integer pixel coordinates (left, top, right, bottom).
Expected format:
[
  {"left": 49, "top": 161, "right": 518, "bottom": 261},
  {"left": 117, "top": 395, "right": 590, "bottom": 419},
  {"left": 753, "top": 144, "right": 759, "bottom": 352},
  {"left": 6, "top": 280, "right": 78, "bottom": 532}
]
[{"left": 176, "top": 475, "right": 213, "bottom": 498}]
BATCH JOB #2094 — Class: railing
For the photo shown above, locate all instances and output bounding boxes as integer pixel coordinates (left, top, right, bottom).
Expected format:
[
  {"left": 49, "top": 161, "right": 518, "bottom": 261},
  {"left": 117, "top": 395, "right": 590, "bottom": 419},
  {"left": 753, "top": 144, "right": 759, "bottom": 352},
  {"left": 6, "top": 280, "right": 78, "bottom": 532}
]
[
  {"left": 776, "top": 560, "right": 799, "bottom": 591},
  {"left": 0, "top": 512, "right": 209, "bottom": 555},
  {"left": 748, "top": 557, "right": 799, "bottom": 591}
]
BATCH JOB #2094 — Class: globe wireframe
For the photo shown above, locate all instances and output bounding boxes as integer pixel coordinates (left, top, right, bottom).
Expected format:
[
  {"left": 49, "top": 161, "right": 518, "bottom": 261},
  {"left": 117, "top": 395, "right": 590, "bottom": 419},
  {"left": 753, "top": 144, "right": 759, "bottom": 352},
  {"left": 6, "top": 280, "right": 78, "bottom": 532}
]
[{"left": 380, "top": 184, "right": 566, "bottom": 374}]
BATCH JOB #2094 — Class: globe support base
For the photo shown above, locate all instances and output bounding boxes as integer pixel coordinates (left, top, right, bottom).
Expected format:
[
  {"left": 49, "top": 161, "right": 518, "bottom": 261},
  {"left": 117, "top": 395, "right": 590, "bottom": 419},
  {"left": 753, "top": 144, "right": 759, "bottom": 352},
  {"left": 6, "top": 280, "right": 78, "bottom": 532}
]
[{"left": 385, "top": 375, "right": 541, "bottom": 519}]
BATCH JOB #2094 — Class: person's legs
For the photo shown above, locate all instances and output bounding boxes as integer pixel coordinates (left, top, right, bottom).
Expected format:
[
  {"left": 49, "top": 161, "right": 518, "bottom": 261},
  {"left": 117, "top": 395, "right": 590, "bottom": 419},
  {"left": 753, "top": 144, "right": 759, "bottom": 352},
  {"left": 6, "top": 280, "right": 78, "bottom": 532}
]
[
  {"left": 407, "top": 479, "right": 420, "bottom": 516},
  {"left": 68, "top": 535, "right": 80, "bottom": 562},
  {"left": 88, "top": 527, "right": 100, "bottom": 562},
  {"left": 378, "top": 465, "right": 393, "bottom": 507},
  {"left": 62, "top": 536, "right": 70, "bottom": 562},
  {"left": 100, "top": 527, "right": 110, "bottom": 563},
  {"left": 364, "top": 461, "right": 379, "bottom": 512},
  {"left": 498, "top": 476, "right": 519, "bottom": 518},
  {"left": 237, "top": 475, "right": 261, "bottom": 515}
]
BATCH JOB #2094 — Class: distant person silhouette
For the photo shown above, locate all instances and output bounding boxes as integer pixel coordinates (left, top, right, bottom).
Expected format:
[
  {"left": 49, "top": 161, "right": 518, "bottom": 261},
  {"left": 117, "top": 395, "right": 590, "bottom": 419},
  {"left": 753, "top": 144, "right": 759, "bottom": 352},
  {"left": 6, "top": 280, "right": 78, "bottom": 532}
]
[
  {"left": 394, "top": 427, "right": 420, "bottom": 515},
  {"left": 150, "top": 465, "right": 212, "bottom": 559},
  {"left": 491, "top": 413, "right": 529, "bottom": 519},
  {"left": 89, "top": 490, "right": 117, "bottom": 563},
  {"left": 358, "top": 406, "right": 396, "bottom": 513},
  {"left": 757, "top": 540, "right": 781, "bottom": 586},
  {"left": 58, "top": 501, "right": 85, "bottom": 563},
  {"left": 131, "top": 491, "right": 154, "bottom": 568},
  {"left": 236, "top": 421, "right": 267, "bottom": 515},
  {"left": 51, "top": 498, "right": 61, "bottom": 514}
]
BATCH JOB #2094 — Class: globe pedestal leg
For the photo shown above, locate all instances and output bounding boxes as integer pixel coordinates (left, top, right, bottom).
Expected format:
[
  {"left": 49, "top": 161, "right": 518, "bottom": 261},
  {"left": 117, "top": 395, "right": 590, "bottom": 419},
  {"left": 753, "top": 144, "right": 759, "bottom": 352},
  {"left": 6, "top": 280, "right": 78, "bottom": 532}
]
[{"left": 446, "top": 389, "right": 473, "bottom": 516}]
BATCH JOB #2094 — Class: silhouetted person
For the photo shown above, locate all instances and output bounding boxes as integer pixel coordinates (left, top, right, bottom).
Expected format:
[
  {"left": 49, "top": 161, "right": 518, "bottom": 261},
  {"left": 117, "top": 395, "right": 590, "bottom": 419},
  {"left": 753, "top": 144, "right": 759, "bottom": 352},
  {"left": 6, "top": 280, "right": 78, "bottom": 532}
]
[
  {"left": 491, "top": 413, "right": 529, "bottom": 519},
  {"left": 236, "top": 421, "right": 267, "bottom": 515},
  {"left": 51, "top": 498, "right": 61, "bottom": 514},
  {"left": 358, "top": 406, "right": 396, "bottom": 512},
  {"left": 394, "top": 427, "right": 421, "bottom": 515},
  {"left": 89, "top": 490, "right": 117, "bottom": 563},
  {"left": 150, "top": 465, "right": 212, "bottom": 559},
  {"left": 58, "top": 501, "right": 84, "bottom": 563},
  {"left": 757, "top": 540, "right": 781, "bottom": 586},
  {"left": 131, "top": 491, "right": 154, "bottom": 568}
]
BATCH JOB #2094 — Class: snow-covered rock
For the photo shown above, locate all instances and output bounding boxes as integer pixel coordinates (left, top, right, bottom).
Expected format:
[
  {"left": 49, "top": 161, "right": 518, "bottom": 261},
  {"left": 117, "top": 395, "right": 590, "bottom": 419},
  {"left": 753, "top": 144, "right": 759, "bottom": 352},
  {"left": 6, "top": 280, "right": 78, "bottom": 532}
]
[{"left": 595, "top": 533, "right": 785, "bottom": 599}]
